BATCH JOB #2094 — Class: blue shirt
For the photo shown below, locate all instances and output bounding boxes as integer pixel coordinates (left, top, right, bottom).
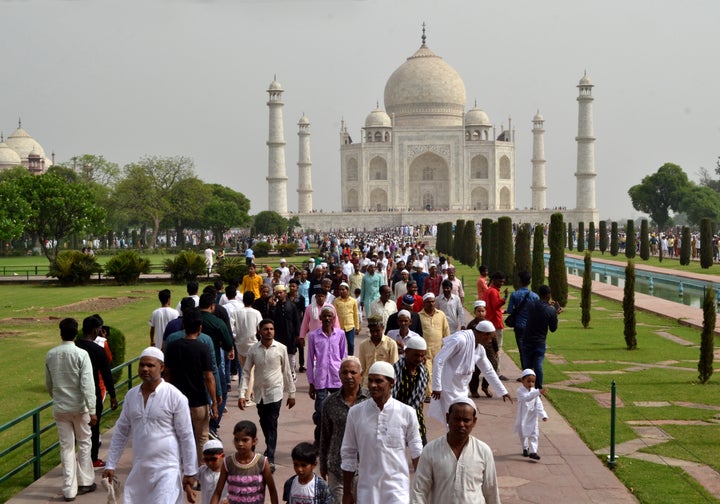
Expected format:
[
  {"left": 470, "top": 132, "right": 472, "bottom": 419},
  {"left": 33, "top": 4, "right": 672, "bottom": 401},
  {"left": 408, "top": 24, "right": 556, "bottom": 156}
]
[{"left": 507, "top": 287, "right": 539, "bottom": 330}]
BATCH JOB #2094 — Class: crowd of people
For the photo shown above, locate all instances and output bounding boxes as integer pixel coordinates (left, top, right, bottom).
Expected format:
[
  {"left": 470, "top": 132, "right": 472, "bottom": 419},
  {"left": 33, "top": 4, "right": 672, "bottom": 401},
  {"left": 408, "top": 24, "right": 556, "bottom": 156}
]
[{"left": 45, "top": 234, "right": 562, "bottom": 503}]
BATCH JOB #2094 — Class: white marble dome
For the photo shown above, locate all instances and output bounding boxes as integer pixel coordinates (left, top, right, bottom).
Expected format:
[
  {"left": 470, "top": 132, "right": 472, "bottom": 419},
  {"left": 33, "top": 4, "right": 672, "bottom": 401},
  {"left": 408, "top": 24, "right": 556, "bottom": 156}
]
[
  {"left": 579, "top": 72, "right": 592, "bottom": 86},
  {"left": 465, "top": 106, "right": 490, "bottom": 126},
  {"left": 384, "top": 44, "right": 466, "bottom": 127},
  {"left": 298, "top": 114, "right": 310, "bottom": 125},
  {"left": 0, "top": 140, "right": 22, "bottom": 167},
  {"left": 5, "top": 126, "right": 46, "bottom": 161},
  {"left": 364, "top": 106, "right": 391, "bottom": 128},
  {"left": 268, "top": 78, "right": 283, "bottom": 91}
]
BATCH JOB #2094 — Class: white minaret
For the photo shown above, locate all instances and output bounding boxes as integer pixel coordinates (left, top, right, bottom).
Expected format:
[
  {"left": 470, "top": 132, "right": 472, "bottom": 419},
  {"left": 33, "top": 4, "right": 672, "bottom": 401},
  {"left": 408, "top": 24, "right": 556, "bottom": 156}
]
[
  {"left": 531, "top": 110, "right": 547, "bottom": 210},
  {"left": 297, "top": 114, "right": 313, "bottom": 213},
  {"left": 575, "top": 72, "right": 597, "bottom": 210},
  {"left": 266, "top": 77, "right": 288, "bottom": 215}
]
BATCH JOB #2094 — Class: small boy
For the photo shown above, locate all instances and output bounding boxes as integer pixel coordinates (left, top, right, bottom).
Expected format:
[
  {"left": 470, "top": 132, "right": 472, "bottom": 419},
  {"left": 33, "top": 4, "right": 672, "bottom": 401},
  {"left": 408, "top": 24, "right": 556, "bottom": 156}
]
[
  {"left": 282, "top": 442, "right": 332, "bottom": 504},
  {"left": 353, "top": 288, "right": 363, "bottom": 324},
  {"left": 514, "top": 368, "right": 549, "bottom": 461},
  {"left": 198, "top": 439, "right": 228, "bottom": 504}
]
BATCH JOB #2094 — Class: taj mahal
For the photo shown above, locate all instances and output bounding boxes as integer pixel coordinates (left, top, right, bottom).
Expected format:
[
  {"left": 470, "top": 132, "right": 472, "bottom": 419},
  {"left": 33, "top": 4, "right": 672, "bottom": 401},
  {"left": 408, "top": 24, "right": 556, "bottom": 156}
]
[{"left": 265, "top": 30, "right": 599, "bottom": 230}]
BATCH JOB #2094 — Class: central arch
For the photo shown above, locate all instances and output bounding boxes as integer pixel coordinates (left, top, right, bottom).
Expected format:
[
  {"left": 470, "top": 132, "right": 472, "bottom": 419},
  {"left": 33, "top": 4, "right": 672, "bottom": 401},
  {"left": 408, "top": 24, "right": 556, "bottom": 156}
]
[{"left": 408, "top": 152, "right": 449, "bottom": 210}]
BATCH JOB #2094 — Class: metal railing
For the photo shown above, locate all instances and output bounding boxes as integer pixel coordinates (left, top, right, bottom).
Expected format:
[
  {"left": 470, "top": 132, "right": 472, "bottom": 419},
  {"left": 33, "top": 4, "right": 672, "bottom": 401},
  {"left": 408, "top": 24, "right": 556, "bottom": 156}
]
[{"left": 0, "top": 356, "right": 140, "bottom": 486}]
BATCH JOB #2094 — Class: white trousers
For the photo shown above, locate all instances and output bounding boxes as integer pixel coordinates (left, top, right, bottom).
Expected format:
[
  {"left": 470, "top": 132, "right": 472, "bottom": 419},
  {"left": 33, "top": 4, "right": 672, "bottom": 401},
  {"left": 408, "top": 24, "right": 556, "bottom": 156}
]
[
  {"left": 54, "top": 410, "right": 94, "bottom": 499},
  {"left": 520, "top": 433, "right": 539, "bottom": 454}
]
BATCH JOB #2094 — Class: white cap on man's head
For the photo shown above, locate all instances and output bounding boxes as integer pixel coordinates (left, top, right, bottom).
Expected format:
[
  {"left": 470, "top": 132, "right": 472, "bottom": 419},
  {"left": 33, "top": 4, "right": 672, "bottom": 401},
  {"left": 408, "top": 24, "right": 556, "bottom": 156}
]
[
  {"left": 474, "top": 320, "right": 495, "bottom": 333},
  {"left": 368, "top": 361, "right": 395, "bottom": 380},
  {"left": 521, "top": 368, "right": 536, "bottom": 379},
  {"left": 405, "top": 337, "right": 427, "bottom": 351},
  {"left": 140, "top": 346, "right": 164, "bottom": 362},
  {"left": 422, "top": 292, "right": 435, "bottom": 301},
  {"left": 474, "top": 300, "right": 486, "bottom": 308}
]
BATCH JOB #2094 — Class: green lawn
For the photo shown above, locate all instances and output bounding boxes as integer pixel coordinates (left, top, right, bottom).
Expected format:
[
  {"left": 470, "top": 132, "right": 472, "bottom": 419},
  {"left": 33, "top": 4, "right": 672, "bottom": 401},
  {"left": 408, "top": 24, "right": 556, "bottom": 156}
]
[{"left": 569, "top": 249, "right": 720, "bottom": 275}]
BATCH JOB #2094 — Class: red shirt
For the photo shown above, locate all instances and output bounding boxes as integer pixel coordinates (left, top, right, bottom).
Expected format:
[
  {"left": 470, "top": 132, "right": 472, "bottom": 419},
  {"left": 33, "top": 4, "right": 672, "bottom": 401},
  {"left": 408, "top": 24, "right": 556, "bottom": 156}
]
[{"left": 483, "top": 284, "right": 505, "bottom": 328}]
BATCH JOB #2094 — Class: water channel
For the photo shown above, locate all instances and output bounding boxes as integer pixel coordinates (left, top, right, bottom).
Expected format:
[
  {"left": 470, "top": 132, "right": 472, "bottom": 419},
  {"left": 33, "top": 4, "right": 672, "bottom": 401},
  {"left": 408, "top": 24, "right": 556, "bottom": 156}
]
[{"left": 562, "top": 256, "right": 720, "bottom": 309}]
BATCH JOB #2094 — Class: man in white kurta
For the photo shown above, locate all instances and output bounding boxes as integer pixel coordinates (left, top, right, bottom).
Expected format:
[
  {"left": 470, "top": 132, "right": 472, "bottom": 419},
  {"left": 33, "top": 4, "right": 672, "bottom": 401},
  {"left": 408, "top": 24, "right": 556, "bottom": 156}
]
[
  {"left": 341, "top": 361, "right": 423, "bottom": 504},
  {"left": 411, "top": 398, "right": 500, "bottom": 504},
  {"left": 429, "top": 321, "right": 511, "bottom": 424},
  {"left": 103, "top": 348, "right": 197, "bottom": 504}
]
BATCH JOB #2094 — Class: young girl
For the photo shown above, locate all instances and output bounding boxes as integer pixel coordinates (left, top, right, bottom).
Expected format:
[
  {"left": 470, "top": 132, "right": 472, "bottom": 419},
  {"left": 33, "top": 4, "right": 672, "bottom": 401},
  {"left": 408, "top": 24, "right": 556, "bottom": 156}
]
[
  {"left": 211, "top": 421, "right": 278, "bottom": 504},
  {"left": 514, "top": 369, "right": 549, "bottom": 461}
]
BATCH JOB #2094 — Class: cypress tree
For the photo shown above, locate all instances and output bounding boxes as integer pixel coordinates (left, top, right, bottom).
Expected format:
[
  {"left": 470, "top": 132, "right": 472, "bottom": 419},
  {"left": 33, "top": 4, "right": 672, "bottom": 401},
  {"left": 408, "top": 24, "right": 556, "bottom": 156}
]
[
  {"left": 481, "top": 218, "right": 493, "bottom": 269},
  {"left": 548, "top": 213, "right": 568, "bottom": 307},
  {"left": 454, "top": 219, "right": 466, "bottom": 263},
  {"left": 639, "top": 219, "right": 649, "bottom": 260},
  {"left": 577, "top": 222, "right": 585, "bottom": 252},
  {"left": 623, "top": 261, "right": 637, "bottom": 350},
  {"left": 567, "top": 222, "right": 574, "bottom": 251},
  {"left": 610, "top": 221, "right": 619, "bottom": 256},
  {"left": 680, "top": 226, "right": 691, "bottom": 266},
  {"left": 581, "top": 252, "right": 592, "bottom": 328},
  {"left": 436, "top": 223, "right": 445, "bottom": 254},
  {"left": 489, "top": 221, "right": 499, "bottom": 275},
  {"left": 698, "top": 285, "right": 715, "bottom": 383},
  {"left": 497, "top": 217, "right": 514, "bottom": 281},
  {"left": 700, "top": 218, "right": 713, "bottom": 269},
  {"left": 625, "top": 220, "right": 636, "bottom": 259},
  {"left": 464, "top": 220, "right": 477, "bottom": 268},
  {"left": 588, "top": 221, "right": 596, "bottom": 252},
  {"left": 599, "top": 220, "right": 608, "bottom": 254},
  {"left": 514, "top": 223, "right": 532, "bottom": 289},
  {"left": 532, "top": 224, "right": 545, "bottom": 293}
]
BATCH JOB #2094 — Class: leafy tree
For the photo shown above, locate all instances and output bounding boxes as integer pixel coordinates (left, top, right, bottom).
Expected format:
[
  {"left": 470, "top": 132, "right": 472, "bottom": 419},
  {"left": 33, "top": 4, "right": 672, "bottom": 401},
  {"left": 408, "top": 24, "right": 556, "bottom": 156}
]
[
  {"left": 599, "top": 220, "right": 608, "bottom": 254},
  {"left": 463, "top": 220, "right": 477, "bottom": 267},
  {"left": 699, "top": 285, "right": 715, "bottom": 383},
  {"left": 610, "top": 221, "right": 619, "bottom": 256},
  {"left": 514, "top": 223, "right": 532, "bottom": 289},
  {"left": 700, "top": 218, "right": 714, "bottom": 269},
  {"left": 454, "top": 219, "right": 466, "bottom": 263},
  {"left": 57, "top": 154, "right": 121, "bottom": 187},
  {"left": 166, "top": 177, "right": 212, "bottom": 244},
  {"left": 628, "top": 163, "right": 690, "bottom": 230},
  {"left": 639, "top": 219, "right": 649, "bottom": 260},
  {"left": 680, "top": 226, "right": 691, "bottom": 266},
  {"left": 254, "top": 210, "right": 288, "bottom": 235},
  {"left": 577, "top": 222, "right": 585, "bottom": 252},
  {"left": 581, "top": 252, "right": 592, "bottom": 328},
  {"left": 202, "top": 184, "right": 251, "bottom": 246},
  {"left": 481, "top": 218, "right": 493, "bottom": 269},
  {"left": 114, "top": 156, "right": 195, "bottom": 248},
  {"left": 0, "top": 179, "right": 31, "bottom": 241},
  {"left": 548, "top": 213, "right": 568, "bottom": 307},
  {"left": 497, "top": 217, "right": 514, "bottom": 281},
  {"left": 16, "top": 174, "right": 105, "bottom": 260},
  {"left": 588, "top": 221, "right": 596, "bottom": 252},
  {"left": 623, "top": 261, "right": 637, "bottom": 350},
  {"left": 531, "top": 224, "right": 545, "bottom": 292},
  {"left": 680, "top": 185, "right": 720, "bottom": 226},
  {"left": 567, "top": 222, "right": 573, "bottom": 251},
  {"left": 489, "top": 221, "right": 499, "bottom": 274},
  {"left": 625, "top": 220, "right": 636, "bottom": 259}
]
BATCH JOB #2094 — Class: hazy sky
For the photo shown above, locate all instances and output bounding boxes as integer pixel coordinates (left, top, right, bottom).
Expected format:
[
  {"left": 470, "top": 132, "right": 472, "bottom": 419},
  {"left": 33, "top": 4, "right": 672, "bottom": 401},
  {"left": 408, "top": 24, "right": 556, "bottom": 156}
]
[{"left": 2, "top": 0, "right": 718, "bottom": 221}]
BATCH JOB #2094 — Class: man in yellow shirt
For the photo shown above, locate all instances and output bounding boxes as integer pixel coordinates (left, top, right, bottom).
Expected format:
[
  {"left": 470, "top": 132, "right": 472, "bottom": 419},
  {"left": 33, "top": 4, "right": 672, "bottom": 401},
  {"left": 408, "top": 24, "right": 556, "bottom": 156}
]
[
  {"left": 418, "top": 293, "right": 450, "bottom": 398},
  {"left": 240, "top": 263, "right": 264, "bottom": 299},
  {"left": 333, "top": 282, "right": 360, "bottom": 355},
  {"left": 357, "top": 315, "right": 398, "bottom": 386}
]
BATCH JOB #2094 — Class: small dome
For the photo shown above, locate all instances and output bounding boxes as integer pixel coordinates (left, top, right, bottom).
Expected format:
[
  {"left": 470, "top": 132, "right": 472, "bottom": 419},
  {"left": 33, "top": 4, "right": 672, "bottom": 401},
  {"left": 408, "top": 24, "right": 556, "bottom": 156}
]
[
  {"left": 298, "top": 114, "right": 310, "bottom": 125},
  {"left": 465, "top": 107, "right": 490, "bottom": 126},
  {"left": 268, "top": 78, "right": 283, "bottom": 91},
  {"left": 365, "top": 106, "right": 392, "bottom": 128},
  {"left": 6, "top": 126, "right": 46, "bottom": 161},
  {"left": 0, "top": 140, "right": 22, "bottom": 166},
  {"left": 384, "top": 44, "right": 466, "bottom": 128},
  {"left": 28, "top": 146, "right": 41, "bottom": 158},
  {"left": 533, "top": 110, "right": 544, "bottom": 121},
  {"left": 578, "top": 72, "right": 592, "bottom": 86}
]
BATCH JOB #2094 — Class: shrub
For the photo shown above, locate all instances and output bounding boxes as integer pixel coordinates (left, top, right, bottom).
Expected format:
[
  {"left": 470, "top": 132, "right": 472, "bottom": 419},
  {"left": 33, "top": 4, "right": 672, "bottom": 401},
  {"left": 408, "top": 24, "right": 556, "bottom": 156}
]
[
  {"left": 610, "top": 221, "right": 619, "bottom": 256},
  {"left": 216, "top": 256, "right": 248, "bottom": 284},
  {"left": 680, "top": 226, "right": 691, "bottom": 266},
  {"left": 276, "top": 243, "right": 297, "bottom": 257},
  {"left": 463, "top": 220, "right": 477, "bottom": 267},
  {"left": 104, "top": 250, "right": 151, "bottom": 285},
  {"left": 162, "top": 250, "right": 206, "bottom": 283},
  {"left": 588, "top": 221, "right": 596, "bottom": 252},
  {"left": 623, "top": 261, "right": 637, "bottom": 350},
  {"left": 48, "top": 250, "right": 102, "bottom": 285},
  {"left": 106, "top": 325, "right": 126, "bottom": 383},
  {"left": 581, "top": 252, "right": 592, "bottom": 328},
  {"left": 497, "top": 217, "right": 514, "bottom": 280},
  {"left": 699, "top": 285, "right": 715, "bottom": 384},
  {"left": 514, "top": 223, "right": 531, "bottom": 289},
  {"left": 700, "top": 218, "right": 713, "bottom": 269},
  {"left": 567, "top": 222, "right": 573, "bottom": 251},
  {"left": 548, "top": 213, "right": 568, "bottom": 307},
  {"left": 599, "top": 220, "right": 608, "bottom": 254},
  {"left": 531, "top": 224, "right": 545, "bottom": 292},
  {"left": 481, "top": 218, "right": 493, "bottom": 269},
  {"left": 639, "top": 219, "right": 649, "bottom": 260},
  {"left": 577, "top": 222, "right": 585, "bottom": 252},
  {"left": 625, "top": 220, "right": 636, "bottom": 259},
  {"left": 454, "top": 219, "right": 466, "bottom": 263},
  {"left": 253, "top": 241, "right": 272, "bottom": 258}
]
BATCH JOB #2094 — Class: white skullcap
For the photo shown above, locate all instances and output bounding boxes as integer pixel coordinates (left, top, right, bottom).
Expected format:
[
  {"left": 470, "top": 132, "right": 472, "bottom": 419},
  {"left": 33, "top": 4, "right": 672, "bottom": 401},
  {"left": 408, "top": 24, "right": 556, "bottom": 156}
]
[
  {"left": 280, "top": 258, "right": 287, "bottom": 263},
  {"left": 339, "top": 281, "right": 350, "bottom": 288},
  {"left": 405, "top": 337, "right": 427, "bottom": 351},
  {"left": 320, "top": 305, "right": 336, "bottom": 315},
  {"left": 140, "top": 346, "right": 164, "bottom": 362},
  {"left": 401, "top": 269, "right": 409, "bottom": 275},
  {"left": 321, "top": 262, "right": 328, "bottom": 268},
  {"left": 273, "top": 284, "right": 287, "bottom": 292},
  {"left": 397, "top": 309, "right": 411, "bottom": 319},
  {"left": 449, "top": 397, "right": 477, "bottom": 413},
  {"left": 415, "top": 263, "right": 424, "bottom": 270},
  {"left": 422, "top": 292, "right": 435, "bottom": 301},
  {"left": 203, "top": 439, "right": 224, "bottom": 452},
  {"left": 474, "top": 300, "right": 486, "bottom": 308},
  {"left": 521, "top": 368, "right": 536, "bottom": 379},
  {"left": 474, "top": 320, "right": 495, "bottom": 333},
  {"left": 368, "top": 361, "right": 395, "bottom": 380}
]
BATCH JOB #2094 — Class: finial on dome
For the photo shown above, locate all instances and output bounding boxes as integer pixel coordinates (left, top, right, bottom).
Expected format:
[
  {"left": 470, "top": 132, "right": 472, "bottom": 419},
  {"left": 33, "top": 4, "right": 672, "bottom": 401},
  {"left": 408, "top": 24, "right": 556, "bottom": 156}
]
[
  {"left": 474, "top": 99, "right": 477, "bottom": 108},
  {"left": 421, "top": 22, "right": 426, "bottom": 46},
  {"left": 376, "top": 100, "right": 379, "bottom": 108},
  {"left": 18, "top": 117, "right": 21, "bottom": 128},
  {"left": 0, "top": 132, "right": 4, "bottom": 142}
]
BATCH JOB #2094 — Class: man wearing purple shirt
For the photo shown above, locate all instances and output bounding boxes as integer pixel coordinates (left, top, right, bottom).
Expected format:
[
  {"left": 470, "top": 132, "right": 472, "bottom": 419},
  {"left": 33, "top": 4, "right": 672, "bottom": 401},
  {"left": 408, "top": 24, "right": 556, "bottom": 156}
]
[{"left": 307, "top": 305, "right": 348, "bottom": 444}]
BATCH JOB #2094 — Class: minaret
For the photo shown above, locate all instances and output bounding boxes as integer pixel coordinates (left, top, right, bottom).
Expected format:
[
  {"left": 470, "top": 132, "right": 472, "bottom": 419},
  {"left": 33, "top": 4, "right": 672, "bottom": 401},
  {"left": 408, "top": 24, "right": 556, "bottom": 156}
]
[
  {"left": 575, "top": 72, "right": 597, "bottom": 210},
  {"left": 266, "top": 76, "right": 288, "bottom": 215},
  {"left": 531, "top": 110, "right": 547, "bottom": 210},
  {"left": 297, "top": 114, "right": 313, "bottom": 213}
]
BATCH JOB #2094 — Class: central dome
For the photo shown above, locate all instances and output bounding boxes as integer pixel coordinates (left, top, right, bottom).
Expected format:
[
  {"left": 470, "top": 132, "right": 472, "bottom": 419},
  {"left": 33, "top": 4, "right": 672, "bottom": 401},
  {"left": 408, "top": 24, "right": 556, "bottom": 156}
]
[{"left": 384, "top": 44, "right": 466, "bottom": 128}]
